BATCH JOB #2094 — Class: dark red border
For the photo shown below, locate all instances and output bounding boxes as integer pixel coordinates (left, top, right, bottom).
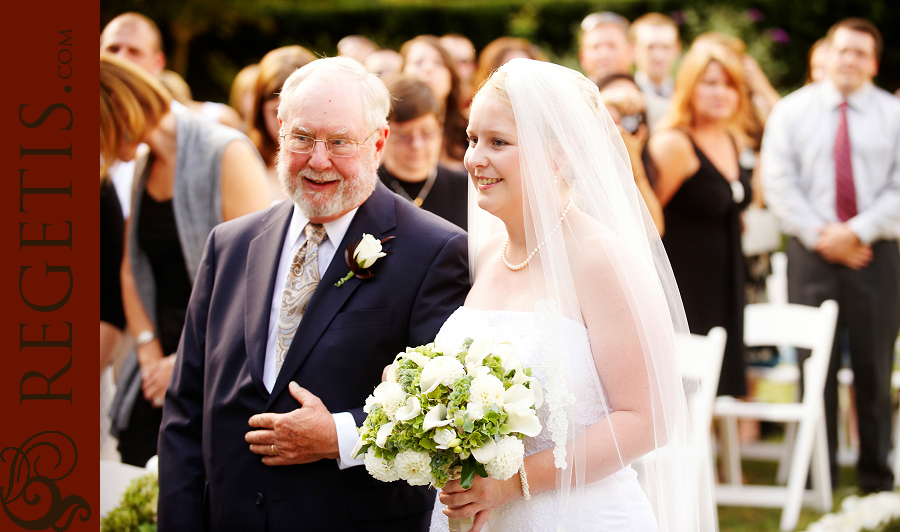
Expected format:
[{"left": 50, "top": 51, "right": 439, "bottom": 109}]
[{"left": 2, "top": 2, "right": 98, "bottom": 530}]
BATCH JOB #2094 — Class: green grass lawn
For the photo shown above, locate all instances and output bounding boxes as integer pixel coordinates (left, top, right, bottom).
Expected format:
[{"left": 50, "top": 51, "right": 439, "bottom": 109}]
[{"left": 716, "top": 460, "right": 854, "bottom": 532}]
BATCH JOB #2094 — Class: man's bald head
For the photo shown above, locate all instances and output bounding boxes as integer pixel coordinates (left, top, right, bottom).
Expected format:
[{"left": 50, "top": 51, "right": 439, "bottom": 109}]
[{"left": 100, "top": 12, "right": 165, "bottom": 75}]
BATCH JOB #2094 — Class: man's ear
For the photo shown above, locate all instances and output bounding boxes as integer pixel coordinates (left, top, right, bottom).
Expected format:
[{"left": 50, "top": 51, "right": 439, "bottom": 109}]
[
  {"left": 373, "top": 125, "right": 389, "bottom": 157},
  {"left": 150, "top": 51, "right": 166, "bottom": 76}
]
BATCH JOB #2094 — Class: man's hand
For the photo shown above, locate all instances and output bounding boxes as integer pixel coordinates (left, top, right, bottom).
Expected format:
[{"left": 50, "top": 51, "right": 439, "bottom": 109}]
[
  {"left": 815, "top": 223, "right": 873, "bottom": 270},
  {"left": 245, "top": 382, "right": 340, "bottom": 465}
]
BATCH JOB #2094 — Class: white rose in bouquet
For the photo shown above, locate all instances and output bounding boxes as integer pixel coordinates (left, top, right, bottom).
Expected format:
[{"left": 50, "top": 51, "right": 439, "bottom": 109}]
[
  {"left": 420, "top": 355, "right": 466, "bottom": 394},
  {"left": 354, "top": 337, "right": 542, "bottom": 497},
  {"left": 363, "top": 381, "right": 407, "bottom": 418}
]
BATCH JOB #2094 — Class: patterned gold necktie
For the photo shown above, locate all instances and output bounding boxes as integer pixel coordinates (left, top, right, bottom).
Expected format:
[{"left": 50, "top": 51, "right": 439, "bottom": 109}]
[{"left": 274, "top": 223, "right": 328, "bottom": 377}]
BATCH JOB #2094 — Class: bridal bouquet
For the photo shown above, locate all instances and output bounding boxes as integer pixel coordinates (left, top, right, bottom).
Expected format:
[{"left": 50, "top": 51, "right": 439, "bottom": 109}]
[{"left": 353, "top": 338, "right": 542, "bottom": 490}]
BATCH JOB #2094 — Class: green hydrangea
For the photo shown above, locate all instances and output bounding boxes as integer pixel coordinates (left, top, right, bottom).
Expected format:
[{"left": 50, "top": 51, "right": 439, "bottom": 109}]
[{"left": 100, "top": 473, "right": 158, "bottom": 532}]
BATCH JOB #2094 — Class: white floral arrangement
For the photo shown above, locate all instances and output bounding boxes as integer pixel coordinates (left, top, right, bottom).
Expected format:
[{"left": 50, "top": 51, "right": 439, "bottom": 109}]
[
  {"left": 352, "top": 338, "right": 542, "bottom": 489},
  {"left": 802, "top": 491, "right": 900, "bottom": 532}
]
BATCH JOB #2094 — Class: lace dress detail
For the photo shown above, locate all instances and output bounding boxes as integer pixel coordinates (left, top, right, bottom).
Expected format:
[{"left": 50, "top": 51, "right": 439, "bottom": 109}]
[{"left": 429, "top": 305, "right": 659, "bottom": 532}]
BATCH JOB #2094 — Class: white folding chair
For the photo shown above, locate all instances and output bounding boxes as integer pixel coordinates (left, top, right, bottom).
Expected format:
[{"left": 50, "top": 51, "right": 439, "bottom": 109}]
[
  {"left": 634, "top": 327, "right": 726, "bottom": 531},
  {"left": 676, "top": 327, "right": 728, "bottom": 459},
  {"left": 713, "top": 300, "right": 839, "bottom": 532}
]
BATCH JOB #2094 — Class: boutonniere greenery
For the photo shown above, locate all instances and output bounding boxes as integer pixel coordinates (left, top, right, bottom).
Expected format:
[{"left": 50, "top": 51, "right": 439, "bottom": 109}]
[{"left": 335, "top": 233, "right": 394, "bottom": 287}]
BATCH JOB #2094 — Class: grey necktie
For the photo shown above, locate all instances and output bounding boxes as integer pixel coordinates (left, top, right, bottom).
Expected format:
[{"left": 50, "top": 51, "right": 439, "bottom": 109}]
[{"left": 274, "top": 223, "right": 328, "bottom": 377}]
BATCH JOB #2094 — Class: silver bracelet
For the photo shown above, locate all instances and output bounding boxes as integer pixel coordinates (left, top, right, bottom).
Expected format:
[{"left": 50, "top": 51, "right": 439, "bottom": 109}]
[{"left": 519, "top": 465, "right": 531, "bottom": 500}]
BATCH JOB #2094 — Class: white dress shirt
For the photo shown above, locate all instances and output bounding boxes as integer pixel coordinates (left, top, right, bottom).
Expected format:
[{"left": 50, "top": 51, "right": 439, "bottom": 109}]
[
  {"left": 761, "top": 80, "right": 900, "bottom": 248},
  {"left": 635, "top": 70, "right": 674, "bottom": 99},
  {"left": 263, "top": 204, "right": 364, "bottom": 468}
]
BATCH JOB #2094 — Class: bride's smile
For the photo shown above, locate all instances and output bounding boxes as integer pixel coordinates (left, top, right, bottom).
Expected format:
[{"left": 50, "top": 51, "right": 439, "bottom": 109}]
[{"left": 464, "top": 93, "right": 522, "bottom": 218}]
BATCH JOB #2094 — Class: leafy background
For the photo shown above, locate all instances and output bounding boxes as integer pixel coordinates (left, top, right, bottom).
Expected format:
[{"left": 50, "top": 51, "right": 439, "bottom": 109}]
[{"left": 100, "top": 0, "right": 900, "bottom": 103}]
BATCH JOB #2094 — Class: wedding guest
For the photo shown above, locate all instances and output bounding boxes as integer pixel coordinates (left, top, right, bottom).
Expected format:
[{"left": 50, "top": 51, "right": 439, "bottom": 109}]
[
  {"left": 364, "top": 49, "right": 403, "bottom": 78},
  {"left": 647, "top": 38, "right": 753, "bottom": 399},
  {"left": 101, "top": 12, "right": 243, "bottom": 213},
  {"left": 629, "top": 13, "right": 680, "bottom": 130},
  {"left": 806, "top": 38, "right": 829, "bottom": 85},
  {"left": 248, "top": 45, "right": 316, "bottom": 202},
  {"left": 596, "top": 73, "right": 664, "bottom": 234},
  {"left": 630, "top": 13, "right": 681, "bottom": 99},
  {"left": 400, "top": 35, "right": 468, "bottom": 168},
  {"left": 440, "top": 33, "right": 477, "bottom": 111},
  {"left": 157, "top": 56, "right": 469, "bottom": 531},
  {"left": 471, "top": 36, "right": 546, "bottom": 98},
  {"left": 230, "top": 63, "right": 260, "bottom": 129},
  {"left": 578, "top": 11, "right": 633, "bottom": 84},
  {"left": 102, "top": 55, "right": 270, "bottom": 467},
  {"left": 762, "top": 18, "right": 900, "bottom": 493},
  {"left": 379, "top": 75, "right": 468, "bottom": 230},
  {"left": 157, "top": 69, "right": 243, "bottom": 130},
  {"left": 337, "top": 34, "right": 378, "bottom": 64}
]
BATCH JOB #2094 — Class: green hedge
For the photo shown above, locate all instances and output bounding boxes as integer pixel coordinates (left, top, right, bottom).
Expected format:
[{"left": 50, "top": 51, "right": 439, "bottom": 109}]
[{"left": 100, "top": 0, "right": 900, "bottom": 103}]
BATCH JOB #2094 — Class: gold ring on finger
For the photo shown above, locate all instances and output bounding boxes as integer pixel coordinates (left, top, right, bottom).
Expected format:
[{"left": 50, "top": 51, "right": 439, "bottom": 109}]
[{"left": 271, "top": 444, "right": 276, "bottom": 456}]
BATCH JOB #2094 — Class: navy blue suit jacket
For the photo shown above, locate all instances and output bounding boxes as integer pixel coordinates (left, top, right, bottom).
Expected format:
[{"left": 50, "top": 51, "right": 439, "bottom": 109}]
[{"left": 157, "top": 182, "right": 469, "bottom": 531}]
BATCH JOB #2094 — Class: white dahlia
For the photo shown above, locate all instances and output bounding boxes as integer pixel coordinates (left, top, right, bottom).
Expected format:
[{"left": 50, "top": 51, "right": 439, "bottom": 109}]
[
  {"left": 394, "top": 450, "right": 435, "bottom": 486},
  {"left": 363, "top": 450, "right": 399, "bottom": 482}
]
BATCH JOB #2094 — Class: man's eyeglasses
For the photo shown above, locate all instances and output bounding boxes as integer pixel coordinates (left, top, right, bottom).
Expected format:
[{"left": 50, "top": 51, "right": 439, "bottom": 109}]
[{"left": 279, "top": 129, "right": 378, "bottom": 157}]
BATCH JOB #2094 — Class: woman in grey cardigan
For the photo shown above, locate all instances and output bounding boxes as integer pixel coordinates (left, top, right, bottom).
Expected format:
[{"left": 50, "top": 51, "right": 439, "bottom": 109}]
[{"left": 101, "top": 55, "right": 270, "bottom": 466}]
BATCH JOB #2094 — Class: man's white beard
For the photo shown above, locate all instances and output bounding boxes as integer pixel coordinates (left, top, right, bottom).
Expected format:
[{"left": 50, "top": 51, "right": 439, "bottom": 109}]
[{"left": 276, "top": 152, "right": 376, "bottom": 221}]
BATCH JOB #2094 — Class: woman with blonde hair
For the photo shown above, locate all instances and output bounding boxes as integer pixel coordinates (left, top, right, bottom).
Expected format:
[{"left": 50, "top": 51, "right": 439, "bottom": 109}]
[
  {"left": 646, "top": 36, "right": 753, "bottom": 399},
  {"left": 102, "top": 55, "right": 270, "bottom": 466},
  {"left": 429, "top": 58, "right": 714, "bottom": 532},
  {"left": 400, "top": 35, "right": 468, "bottom": 168},
  {"left": 248, "top": 46, "right": 316, "bottom": 201}
]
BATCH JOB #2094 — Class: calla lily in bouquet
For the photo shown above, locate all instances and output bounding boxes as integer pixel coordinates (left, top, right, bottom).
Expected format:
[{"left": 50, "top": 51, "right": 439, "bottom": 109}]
[{"left": 353, "top": 337, "right": 542, "bottom": 498}]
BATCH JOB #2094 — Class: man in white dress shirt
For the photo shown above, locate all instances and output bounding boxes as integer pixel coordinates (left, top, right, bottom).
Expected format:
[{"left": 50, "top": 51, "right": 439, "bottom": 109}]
[{"left": 761, "top": 18, "right": 900, "bottom": 493}]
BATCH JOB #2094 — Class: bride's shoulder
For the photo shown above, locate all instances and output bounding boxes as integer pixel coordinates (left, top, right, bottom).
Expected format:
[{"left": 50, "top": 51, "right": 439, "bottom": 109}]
[{"left": 566, "top": 213, "right": 641, "bottom": 281}]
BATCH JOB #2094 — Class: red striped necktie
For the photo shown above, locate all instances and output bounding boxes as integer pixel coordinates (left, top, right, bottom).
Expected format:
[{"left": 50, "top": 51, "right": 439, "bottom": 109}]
[{"left": 834, "top": 101, "right": 857, "bottom": 222}]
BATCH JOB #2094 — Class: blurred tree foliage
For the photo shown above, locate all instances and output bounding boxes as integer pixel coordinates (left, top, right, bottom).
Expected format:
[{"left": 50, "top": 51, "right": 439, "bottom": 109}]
[{"left": 100, "top": 0, "right": 900, "bottom": 103}]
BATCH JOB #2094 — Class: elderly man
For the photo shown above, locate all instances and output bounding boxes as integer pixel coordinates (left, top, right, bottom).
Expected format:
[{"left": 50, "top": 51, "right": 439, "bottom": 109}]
[
  {"left": 578, "top": 11, "right": 633, "bottom": 84},
  {"left": 157, "top": 57, "right": 470, "bottom": 531},
  {"left": 762, "top": 18, "right": 900, "bottom": 493}
]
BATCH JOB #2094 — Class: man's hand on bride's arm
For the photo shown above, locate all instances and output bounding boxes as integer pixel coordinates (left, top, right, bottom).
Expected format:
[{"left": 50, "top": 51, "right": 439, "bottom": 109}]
[
  {"left": 245, "top": 381, "right": 340, "bottom": 465},
  {"left": 439, "top": 473, "right": 522, "bottom": 532}
]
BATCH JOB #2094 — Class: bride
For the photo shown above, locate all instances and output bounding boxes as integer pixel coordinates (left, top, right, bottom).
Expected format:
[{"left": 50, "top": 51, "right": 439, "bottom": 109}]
[{"left": 429, "top": 59, "right": 714, "bottom": 531}]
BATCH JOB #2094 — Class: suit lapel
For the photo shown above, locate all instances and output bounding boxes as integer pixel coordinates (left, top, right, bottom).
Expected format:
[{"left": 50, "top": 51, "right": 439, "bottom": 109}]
[
  {"left": 245, "top": 201, "right": 294, "bottom": 399},
  {"left": 266, "top": 183, "right": 398, "bottom": 406}
]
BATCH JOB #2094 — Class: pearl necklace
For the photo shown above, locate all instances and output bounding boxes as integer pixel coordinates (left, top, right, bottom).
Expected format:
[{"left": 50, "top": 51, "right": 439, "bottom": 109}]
[{"left": 502, "top": 200, "right": 573, "bottom": 271}]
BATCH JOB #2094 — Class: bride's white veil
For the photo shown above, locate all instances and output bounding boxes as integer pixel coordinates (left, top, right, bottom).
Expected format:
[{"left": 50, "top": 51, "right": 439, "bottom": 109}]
[{"left": 467, "top": 58, "right": 715, "bottom": 531}]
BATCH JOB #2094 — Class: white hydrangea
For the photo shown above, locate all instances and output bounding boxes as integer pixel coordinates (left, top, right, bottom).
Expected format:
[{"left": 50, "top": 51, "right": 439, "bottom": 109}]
[
  {"left": 484, "top": 436, "right": 525, "bottom": 481},
  {"left": 393, "top": 450, "right": 435, "bottom": 486},
  {"left": 469, "top": 374, "right": 505, "bottom": 410},
  {"left": 363, "top": 450, "right": 399, "bottom": 482}
]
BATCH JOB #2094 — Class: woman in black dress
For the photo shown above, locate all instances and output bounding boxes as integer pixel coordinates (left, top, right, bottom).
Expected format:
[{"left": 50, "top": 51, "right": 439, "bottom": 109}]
[{"left": 647, "top": 36, "right": 754, "bottom": 398}]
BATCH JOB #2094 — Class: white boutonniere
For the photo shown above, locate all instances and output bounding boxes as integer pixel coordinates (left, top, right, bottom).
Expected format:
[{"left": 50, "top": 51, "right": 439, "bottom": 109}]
[{"left": 335, "top": 233, "right": 394, "bottom": 287}]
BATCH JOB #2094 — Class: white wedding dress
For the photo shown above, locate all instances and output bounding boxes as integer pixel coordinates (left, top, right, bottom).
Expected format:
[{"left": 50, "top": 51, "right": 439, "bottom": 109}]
[{"left": 428, "top": 305, "right": 659, "bottom": 532}]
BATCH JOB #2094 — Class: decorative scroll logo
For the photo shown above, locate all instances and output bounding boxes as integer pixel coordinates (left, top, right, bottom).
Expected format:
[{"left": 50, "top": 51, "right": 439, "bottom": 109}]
[{"left": 1, "top": 431, "right": 90, "bottom": 530}]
